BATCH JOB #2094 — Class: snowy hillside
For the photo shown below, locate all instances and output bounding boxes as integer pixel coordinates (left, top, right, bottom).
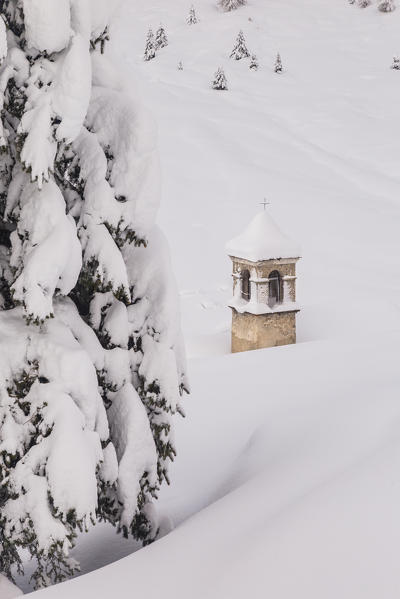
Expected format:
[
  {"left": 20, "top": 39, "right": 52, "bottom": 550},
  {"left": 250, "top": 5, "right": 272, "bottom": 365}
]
[
  {"left": 27, "top": 0, "right": 400, "bottom": 597},
  {"left": 0, "top": 575, "right": 22, "bottom": 599},
  {"left": 110, "top": 0, "right": 400, "bottom": 357},
  {"left": 30, "top": 336, "right": 400, "bottom": 599}
]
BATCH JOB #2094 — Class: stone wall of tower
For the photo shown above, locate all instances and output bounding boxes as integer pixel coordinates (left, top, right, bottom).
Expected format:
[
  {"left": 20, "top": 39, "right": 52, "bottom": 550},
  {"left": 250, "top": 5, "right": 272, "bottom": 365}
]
[
  {"left": 231, "top": 257, "right": 298, "bottom": 304},
  {"left": 231, "top": 310, "right": 297, "bottom": 353}
]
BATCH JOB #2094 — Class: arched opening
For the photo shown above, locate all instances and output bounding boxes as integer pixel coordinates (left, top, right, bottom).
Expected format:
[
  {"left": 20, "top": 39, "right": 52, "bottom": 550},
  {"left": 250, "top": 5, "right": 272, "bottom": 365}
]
[
  {"left": 269, "top": 270, "right": 282, "bottom": 307},
  {"left": 241, "top": 269, "right": 251, "bottom": 301}
]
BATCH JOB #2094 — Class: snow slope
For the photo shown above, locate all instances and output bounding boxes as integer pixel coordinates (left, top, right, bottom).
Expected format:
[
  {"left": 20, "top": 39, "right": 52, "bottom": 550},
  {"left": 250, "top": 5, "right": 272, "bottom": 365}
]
[
  {"left": 0, "top": 575, "right": 22, "bottom": 598},
  {"left": 110, "top": 0, "right": 400, "bottom": 358},
  {"left": 31, "top": 334, "right": 400, "bottom": 598},
  {"left": 26, "top": 0, "right": 400, "bottom": 596}
]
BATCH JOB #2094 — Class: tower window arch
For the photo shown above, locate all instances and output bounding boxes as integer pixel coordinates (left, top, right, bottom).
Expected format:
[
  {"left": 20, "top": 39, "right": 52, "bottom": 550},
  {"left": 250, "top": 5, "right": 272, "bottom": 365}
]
[
  {"left": 269, "top": 270, "right": 282, "bottom": 307},
  {"left": 241, "top": 269, "right": 251, "bottom": 301}
]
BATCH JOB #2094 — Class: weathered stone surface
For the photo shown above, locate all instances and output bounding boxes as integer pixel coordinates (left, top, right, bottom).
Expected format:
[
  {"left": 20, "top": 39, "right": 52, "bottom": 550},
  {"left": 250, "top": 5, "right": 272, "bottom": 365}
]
[
  {"left": 231, "top": 309, "right": 297, "bottom": 353},
  {"left": 229, "top": 252, "right": 300, "bottom": 353},
  {"left": 228, "top": 218, "right": 301, "bottom": 353},
  {"left": 231, "top": 257, "right": 298, "bottom": 304}
]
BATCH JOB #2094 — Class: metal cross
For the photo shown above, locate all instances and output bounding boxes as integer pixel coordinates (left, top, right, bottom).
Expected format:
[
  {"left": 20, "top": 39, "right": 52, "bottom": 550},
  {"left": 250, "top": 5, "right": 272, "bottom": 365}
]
[{"left": 260, "top": 198, "right": 270, "bottom": 211}]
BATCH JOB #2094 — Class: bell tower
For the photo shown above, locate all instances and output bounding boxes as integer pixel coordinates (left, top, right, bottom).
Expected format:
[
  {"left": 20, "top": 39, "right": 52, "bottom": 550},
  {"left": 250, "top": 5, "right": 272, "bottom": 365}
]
[{"left": 226, "top": 210, "right": 301, "bottom": 353}]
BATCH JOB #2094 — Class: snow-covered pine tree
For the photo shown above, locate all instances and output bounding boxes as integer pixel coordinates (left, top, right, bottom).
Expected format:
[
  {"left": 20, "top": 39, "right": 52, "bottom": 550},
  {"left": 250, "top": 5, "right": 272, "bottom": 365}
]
[
  {"left": 187, "top": 5, "right": 199, "bottom": 25},
  {"left": 378, "top": 0, "right": 396, "bottom": 11},
  {"left": 212, "top": 67, "right": 228, "bottom": 90},
  {"left": 250, "top": 54, "right": 259, "bottom": 70},
  {"left": 357, "top": 0, "right": 371, "bottom": 6},
  {"left": 274, "top": 52, "right": 283, "bottom": 73},
  {"left": 144, "top": 28, "right": 156, "bottom": 60},
  {"left": 178, "top": 61, "right": 184, "bottom": 70},
  {"left": 155, "top": 25, "right": 168, "bottom": 49},
  {"left": 0, "top": 0, "right": 187, "bottom": 589},
  {"left": 230, "top": 30, "right": 250, "bottom": 60},
  {"left": 218, "top": 0, "right": 247, "bottom": 11},
  {"left": 391, "top": 56, "right": 400, "bottom": 69}
]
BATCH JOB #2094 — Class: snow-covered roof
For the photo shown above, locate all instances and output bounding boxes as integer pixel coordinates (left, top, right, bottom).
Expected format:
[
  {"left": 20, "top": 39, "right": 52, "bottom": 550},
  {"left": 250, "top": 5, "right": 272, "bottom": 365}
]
[{"left": 226, "top": 211, "right": 301, "bottom": 262}]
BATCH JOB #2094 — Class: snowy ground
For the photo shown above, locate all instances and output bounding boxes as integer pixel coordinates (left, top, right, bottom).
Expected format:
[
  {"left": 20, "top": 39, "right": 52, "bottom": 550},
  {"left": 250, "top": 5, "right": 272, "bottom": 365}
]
[
  {"left": 25, "top": 0, "right": 400, "bottom": 596},
  {"left": 28, "top": 334, "right": 400, "bottom": 598},
  {"left": 113, "top": 0, "right": 400, "bottom": 358}
]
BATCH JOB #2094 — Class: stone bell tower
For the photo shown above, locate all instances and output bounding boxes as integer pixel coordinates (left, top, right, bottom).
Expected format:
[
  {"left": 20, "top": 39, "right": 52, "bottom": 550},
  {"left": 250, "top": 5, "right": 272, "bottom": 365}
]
[{"left": 226, "top": 210, "right": 301, "bottom": 353}]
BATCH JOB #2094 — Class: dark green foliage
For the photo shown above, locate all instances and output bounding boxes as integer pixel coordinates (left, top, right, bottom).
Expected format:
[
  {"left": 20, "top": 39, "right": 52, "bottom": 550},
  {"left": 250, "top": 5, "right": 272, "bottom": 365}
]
[
  {"left": 0, "top": 525, "right": 23, "bottom": 583},
  {"left": 71, "top": 257, "right": 113, "bottom": 318}
]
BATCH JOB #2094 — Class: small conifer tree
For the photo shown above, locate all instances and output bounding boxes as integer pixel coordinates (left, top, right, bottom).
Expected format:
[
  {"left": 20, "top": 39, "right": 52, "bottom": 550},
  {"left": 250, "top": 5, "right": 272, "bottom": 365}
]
[
  {"left": 144, "top": 28, "right": 156, "bottom": 61},
  {"left": 178, "top": 61, "right": 184, "bottom": 70},
  {"left": 250, "top": 54, "right": 259, "bottom": 70},
  {"left": 212, "top": 67, "right": 228, "bottom": 90},
  {"left": 391, "top": 56, "right": 400, "bottom": 69},
  {"left": 274, "top": 52, "right": 283, "bottom": 73},
  {"left": 187, "top": 6, "right": 199, "bottom": 24},
  {"left": 378, "top": 0, "right": 395, "bottom": 11},
  {"left": 230, "top": 30, "right": 250, "bottom": 60},
  {"left": 218, "top": 0, "right": 247, "bottom": 11},
  {"left": 155, "top": 25, "right": 168, "bottom": 49},
  {"left": 357, "top": 0, "right": 371, "bottom": 6}
]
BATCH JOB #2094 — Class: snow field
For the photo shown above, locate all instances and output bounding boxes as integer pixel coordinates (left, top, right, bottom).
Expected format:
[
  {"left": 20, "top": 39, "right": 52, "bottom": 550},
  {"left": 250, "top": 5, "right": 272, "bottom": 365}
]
[
  {"left": 25, "top": 0, "right": 400, "bottom": 596},
  {"left": 110, "top": 0, "right": 400, "bottom": 356},
  {"left": 32, "top": 332, "right": 400, "bottom": 598}
]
